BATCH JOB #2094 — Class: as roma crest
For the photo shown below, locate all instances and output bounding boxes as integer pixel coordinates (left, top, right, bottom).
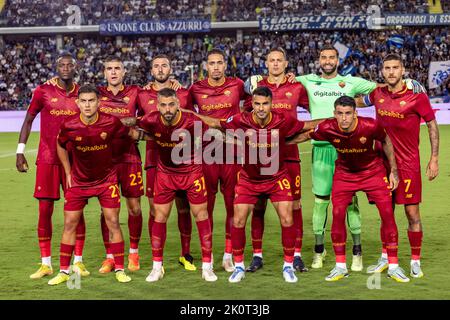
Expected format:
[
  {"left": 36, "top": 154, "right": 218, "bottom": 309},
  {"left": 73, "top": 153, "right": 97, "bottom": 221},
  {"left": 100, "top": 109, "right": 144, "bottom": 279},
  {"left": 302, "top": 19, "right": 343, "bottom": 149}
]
[
  {"left": 359, "top": 136, "right": 367, "bottom": 144},
  {"left": 123, "top": 96, "right": 130, "bottom": 103},
  {"left": 149, "top": 99, "right": 155, "bottom": 105},
  {"left": 378, "top": 99, "right": 384, "bottom": 104},
  {"left": 100, "top": 132, "right": 108, "bottom": 140},
  {"left": 333, "top": 138, "right": 340, "bottom": 144},
  {"left": 285, "top": 92, "right": 292, "bottom": 98},
  {"left": 224, "top": 90, "right": 231, "bottom": 96},
  {"left": 51, "top": 98, "right": 58, "bottom": 103},
  {"left": 202, "top": 95, "right": 208, "bottom": 99},
  {"left": 399, "top": 101, "right": 406, "bottom": 107},
  {"left": 338, "top": 81, "right": 346, "bottom": 88}
]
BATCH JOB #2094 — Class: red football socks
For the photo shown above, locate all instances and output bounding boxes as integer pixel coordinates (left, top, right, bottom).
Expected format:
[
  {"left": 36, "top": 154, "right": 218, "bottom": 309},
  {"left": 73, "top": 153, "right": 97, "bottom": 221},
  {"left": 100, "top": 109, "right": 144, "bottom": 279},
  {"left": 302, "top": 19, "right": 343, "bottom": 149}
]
[
  {"left": 151, "top": 221, "right": 167, "bottom": 262},
  {"left": 110, "top": 241, "right": 125, "bottom": 270},
  {"left": 38, "top": 200, "right": 54, "bottom": 258},
  {"left": 128, "top": 213, "right": 142, "bottom": 250},
  {"left": 251, "top": 208, "right": 265, "bottom": 255},
  {"left": 231, "top": 225, "right": 246, "bottom": 263},
  {"left": 74, "top": 214, "right": 85, "bottom": 256},
  {"left": 293, "top": 208, "right": 303, "bottom": 254},
  {"left": 281, "top": 225, "right": 296, "bottom": 263},
  {"left": 60, "top": 243, "right": 74, "bottom": 272},
  {"left": 196, "top": 219, "right": 213, "bottom": 263},
  {"left": 177, "top": 208, "right": 192, "bottom": 256},
  {"left": 408, "top": 230, "right": 423, "bottom": 261}
]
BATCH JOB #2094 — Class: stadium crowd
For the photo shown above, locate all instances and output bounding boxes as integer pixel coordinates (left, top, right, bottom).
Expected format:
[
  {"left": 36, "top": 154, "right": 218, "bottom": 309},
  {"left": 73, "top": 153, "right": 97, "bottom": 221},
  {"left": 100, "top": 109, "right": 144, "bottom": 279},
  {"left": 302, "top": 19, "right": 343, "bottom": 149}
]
[
  {"left": 1, "top": 27, "right": 450, "bottom": 111},
  {"left": 0, "top": 0, "right": 446, "bottom": 26}
]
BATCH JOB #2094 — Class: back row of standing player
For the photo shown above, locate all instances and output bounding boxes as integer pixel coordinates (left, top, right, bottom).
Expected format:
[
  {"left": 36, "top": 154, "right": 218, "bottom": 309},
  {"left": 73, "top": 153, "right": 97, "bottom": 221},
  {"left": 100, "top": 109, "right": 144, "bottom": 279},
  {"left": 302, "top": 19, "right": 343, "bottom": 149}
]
[{"left": 17, "top": 44, "right": 439, "bottom": 283}]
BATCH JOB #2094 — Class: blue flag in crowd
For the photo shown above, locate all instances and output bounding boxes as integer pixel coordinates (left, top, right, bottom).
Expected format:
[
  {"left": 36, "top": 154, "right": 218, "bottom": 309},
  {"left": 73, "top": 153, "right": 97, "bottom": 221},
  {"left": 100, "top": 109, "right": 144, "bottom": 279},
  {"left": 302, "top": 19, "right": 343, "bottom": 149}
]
[
  {"left": 341, "top": 64, "right": 357, "bottom": 76},
  {"left": 387, "top": 35, "right": 404, "bottom": 48}
]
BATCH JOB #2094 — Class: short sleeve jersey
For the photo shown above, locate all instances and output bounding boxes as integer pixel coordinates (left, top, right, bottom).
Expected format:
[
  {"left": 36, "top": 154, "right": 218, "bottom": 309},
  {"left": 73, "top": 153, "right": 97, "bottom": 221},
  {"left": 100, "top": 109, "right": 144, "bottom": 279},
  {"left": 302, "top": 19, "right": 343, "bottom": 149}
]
[
  {"left": 98, "top": 84, "right": 141, "bottom": 164},
  {"left": 137, "top": 110, "right": 205, "bottom": 175},
  {"left": 368, "top": 86, "right": 435, "bottom": 171},
  {"left": 309, "top": 117, "right": 387, "bottom": 173},
  {"left": 220, "top": 112, "right": 305, "bottom": 182},
  {"left": 27, "top": 81, "right": 80, "bottom": 165},
  {"left": 137, "top": 86, "right": 194, "bottom": 169},
  {"left": 58, "top": 112, "right": 130, "bottom": 187}
]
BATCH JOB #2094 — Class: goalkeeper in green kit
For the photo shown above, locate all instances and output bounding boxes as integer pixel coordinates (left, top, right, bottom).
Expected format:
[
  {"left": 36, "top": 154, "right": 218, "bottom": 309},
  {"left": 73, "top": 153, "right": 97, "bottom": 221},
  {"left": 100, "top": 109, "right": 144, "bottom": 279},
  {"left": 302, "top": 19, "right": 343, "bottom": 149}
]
[{"left": 244, "top": 44, "right": 424, "bottom": 272}]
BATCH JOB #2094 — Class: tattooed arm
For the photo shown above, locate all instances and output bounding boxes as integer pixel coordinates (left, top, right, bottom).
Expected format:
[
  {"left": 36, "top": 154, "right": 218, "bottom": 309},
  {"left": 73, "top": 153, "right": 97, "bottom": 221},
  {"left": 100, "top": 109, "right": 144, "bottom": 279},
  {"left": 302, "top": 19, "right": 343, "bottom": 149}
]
[{"left": 426, "top": 119, "right": 439, "bottom": 181}]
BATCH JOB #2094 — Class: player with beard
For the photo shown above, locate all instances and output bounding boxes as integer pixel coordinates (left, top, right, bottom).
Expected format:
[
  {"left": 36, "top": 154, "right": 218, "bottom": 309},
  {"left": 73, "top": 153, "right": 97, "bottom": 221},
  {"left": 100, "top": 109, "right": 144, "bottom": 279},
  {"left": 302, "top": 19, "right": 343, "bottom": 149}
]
[
  {"left": 183, "top": 86, "right": 322, "bottom": 283},
  {"left": 137, "top": 54, "right": 196, "bottom": 271},
  {"left": 97, "top": 56, "right": 144, "bottom": 273},
  {"left": 288, "top": 95, "right": 410, "bottom": 283},
  {"left": 360, "top": 54, "right": 439, "bottom": 278},
  {"left": 135, "top": 88, "right": 216, "bottom": 282},
  {"left": 16, "top": 52, "right": 88, "bottom": 279},
  {"left": 189, "top": 48, "right": 246, "bottom": 273},
  {"left": 243, "top": 48, "right": 309, "bottom": 273}
]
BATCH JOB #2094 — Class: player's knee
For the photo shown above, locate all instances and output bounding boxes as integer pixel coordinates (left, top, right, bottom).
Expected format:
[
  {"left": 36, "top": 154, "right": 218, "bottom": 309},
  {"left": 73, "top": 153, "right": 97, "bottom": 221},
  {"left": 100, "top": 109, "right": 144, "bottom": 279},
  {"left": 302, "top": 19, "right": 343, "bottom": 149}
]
[
  {"left": 316, "top": 194, "right": 330, "bottom": 201},
  {"left": 128, "top": 205, "right": 142, "bottom": 216},
  {"left": 280, "top": 216, "right": 293, "bottom": 227},
  {"left": 63, "top": 220, "right": 78, "bottom": 233},
  {"left": 233, "top": 216, "right": 246, "bottom": 228},
  {"left": 293, "top": 200, "right": 301, "bottom": 210}
]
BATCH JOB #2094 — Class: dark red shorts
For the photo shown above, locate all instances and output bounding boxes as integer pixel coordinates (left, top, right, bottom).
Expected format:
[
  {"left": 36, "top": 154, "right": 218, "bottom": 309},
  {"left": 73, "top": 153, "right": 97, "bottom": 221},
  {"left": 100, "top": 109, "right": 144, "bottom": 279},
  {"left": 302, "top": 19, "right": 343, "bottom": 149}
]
[
  {"left": 34, "top": 164, "right": 65, "bottom": 200},
  {"left": 285, "top": 161, "right": 301, "bottom": 201},
  {"left": 202, "top": 163, "right": 241, "bottom": 198},
  {"left": 153, "top": 170, "right": 207, "bottom": 205},
  {"left": 64, "top": 183, "right": 121, "bottom": 211},
  {"left": 145, "top": 166, "right": 157, "bottom": 198},
  {"left": 234, "top": 172, "right": 294, "bottom": 205},
  {"left": 116, "top": 162, "right": 144, "bottom": 198},
  {"left": 394, "top": 168, "right": 422, "bottom": 205},
  {"left": 331, "top": 168, "right": 392, "bottom": 207}
]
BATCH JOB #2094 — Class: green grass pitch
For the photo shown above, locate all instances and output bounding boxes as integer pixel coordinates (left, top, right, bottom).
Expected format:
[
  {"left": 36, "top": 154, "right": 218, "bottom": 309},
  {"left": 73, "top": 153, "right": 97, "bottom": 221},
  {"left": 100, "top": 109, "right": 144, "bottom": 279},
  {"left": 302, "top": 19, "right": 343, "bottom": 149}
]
[{"left": 0, "top": 127, "right": 449, "bottom": 300}]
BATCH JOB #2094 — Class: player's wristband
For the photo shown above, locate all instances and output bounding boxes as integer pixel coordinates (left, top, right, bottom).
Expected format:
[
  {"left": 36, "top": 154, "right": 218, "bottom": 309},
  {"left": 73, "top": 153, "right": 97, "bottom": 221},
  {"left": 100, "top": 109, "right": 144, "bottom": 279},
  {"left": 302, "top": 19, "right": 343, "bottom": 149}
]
[{"left": 16, "top": 143, "right": 26, "bottom": 154}]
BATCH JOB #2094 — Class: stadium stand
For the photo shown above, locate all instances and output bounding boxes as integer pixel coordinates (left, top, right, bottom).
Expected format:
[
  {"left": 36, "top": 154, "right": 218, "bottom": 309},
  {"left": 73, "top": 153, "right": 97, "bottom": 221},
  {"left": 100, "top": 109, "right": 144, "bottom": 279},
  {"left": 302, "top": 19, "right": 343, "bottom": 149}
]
[
  {"left": 1, "top": 0, "right": 450, "bottom": 110},
  {"left": 0, "top": 0, "right": 446, "bottom": 26},
  {"left": 1, "top": 27, "right": 450, "bottom": 111}
]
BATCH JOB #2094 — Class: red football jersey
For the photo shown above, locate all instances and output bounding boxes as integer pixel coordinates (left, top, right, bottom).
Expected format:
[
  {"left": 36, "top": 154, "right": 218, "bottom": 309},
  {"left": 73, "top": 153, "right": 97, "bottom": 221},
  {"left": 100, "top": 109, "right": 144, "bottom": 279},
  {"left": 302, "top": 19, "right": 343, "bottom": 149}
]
[
  {"left": 310, "top": 117, "right": 387, "bottom": 173},
  {"left": 137, "top": 110, "right": 205, "bottom": 175},
  {"left": 27, "top": 82, "right": 80, "bottom": 165},
  {"left": 243, "top": 76, "right": 309, "bottom": 162},
  {"left": 137, "top": 86, "right": 193, "bottom": 169},
  {"left": 58, "top": 112, "right": 130, "bottom": 187},
  {"left": 190, "top": 77, "right": 246, "bottom": 161},
  {"left": 190, "top": 77, "right": 245, "bottom": 118},
  {"left": 368, "top": 86, "right": 435, "bottom": 171},
  {"left": 98, "top": 85, "right": 141, "bottom": 164},
  {"left": 220, "top": 112, "right": 305, "bottom": 182}
]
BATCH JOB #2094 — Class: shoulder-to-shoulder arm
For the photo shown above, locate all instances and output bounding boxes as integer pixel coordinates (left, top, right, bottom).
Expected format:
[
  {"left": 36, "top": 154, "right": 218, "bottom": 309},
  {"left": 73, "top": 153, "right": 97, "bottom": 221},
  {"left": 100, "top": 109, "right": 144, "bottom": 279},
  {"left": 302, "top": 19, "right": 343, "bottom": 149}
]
[
  {"left": 295, "top": 75, "right": 308, "bottom": 86},
  {"left": 309, "top": 121, "right": 330, "bottom": 142},
  {"left": 219, "top": 113, "right": 241, "bottom": 131},
  {"left": 349, "top": 75, "right": 377, "bottom": 95}
]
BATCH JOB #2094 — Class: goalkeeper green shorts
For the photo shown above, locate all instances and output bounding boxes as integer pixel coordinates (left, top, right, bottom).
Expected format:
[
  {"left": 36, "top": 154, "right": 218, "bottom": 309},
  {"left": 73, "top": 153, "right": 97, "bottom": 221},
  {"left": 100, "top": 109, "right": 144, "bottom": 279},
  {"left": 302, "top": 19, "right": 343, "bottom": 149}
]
[{"left": 311, "top": 144, "right": 337, "bottom": 196}]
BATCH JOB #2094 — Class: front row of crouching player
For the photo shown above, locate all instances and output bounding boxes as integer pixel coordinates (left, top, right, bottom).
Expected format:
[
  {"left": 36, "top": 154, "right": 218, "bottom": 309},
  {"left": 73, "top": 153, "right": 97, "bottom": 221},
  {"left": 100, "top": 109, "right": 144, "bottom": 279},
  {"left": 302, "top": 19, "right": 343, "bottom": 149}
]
[{"left": 48, "top": 84, "right": 409, "bottom": 285}]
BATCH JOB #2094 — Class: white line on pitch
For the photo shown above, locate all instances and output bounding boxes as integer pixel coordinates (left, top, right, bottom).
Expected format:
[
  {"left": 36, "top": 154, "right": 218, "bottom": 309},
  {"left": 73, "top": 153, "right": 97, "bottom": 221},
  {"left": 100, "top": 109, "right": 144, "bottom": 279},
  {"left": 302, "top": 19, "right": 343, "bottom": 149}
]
[{"left": 0, "top": 149, "right": 37, "bottom": 158}]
